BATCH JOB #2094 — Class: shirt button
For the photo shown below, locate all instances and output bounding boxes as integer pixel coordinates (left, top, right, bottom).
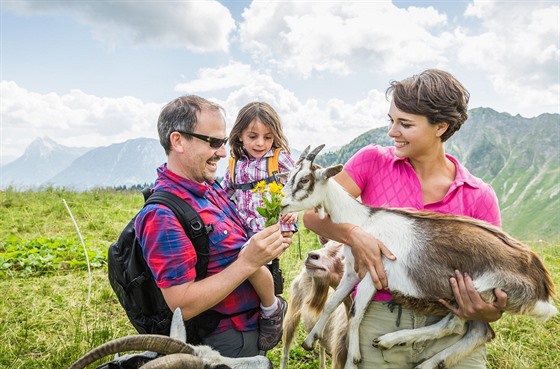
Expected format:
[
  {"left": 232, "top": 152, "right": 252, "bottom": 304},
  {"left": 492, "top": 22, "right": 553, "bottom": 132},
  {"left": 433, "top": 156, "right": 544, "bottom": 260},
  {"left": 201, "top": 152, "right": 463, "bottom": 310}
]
[{"left": 224, "top": 230, "right": 228, "bottom": 235}]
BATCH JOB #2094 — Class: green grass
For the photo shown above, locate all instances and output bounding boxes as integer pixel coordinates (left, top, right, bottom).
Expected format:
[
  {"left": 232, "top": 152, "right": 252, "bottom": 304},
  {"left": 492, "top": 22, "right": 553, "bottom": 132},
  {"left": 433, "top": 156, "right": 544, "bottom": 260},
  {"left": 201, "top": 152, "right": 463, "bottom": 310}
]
[{"left": 0, "top": 189, "right": 559, "bottom": 368}]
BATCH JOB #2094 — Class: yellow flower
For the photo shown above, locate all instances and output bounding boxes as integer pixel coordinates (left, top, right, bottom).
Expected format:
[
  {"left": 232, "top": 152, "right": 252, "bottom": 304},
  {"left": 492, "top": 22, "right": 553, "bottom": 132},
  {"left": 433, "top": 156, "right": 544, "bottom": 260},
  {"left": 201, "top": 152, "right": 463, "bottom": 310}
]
[
  {"left": 252, "top": 180, "right": 267, "bottom": 193},
  {"left": 269, "top": 182, "right": 284, "bottom": 196},
  {"left": 255, "top": 181, "right": 285, "bottom": 227}
]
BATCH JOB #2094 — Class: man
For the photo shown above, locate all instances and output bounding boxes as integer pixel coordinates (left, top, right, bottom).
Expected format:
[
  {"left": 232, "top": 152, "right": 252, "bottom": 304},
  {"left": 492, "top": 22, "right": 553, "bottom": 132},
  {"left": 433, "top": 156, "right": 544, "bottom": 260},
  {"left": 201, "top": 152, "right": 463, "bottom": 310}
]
[{"left": 135, "top": 95, "right": 292, "bottom": 357}]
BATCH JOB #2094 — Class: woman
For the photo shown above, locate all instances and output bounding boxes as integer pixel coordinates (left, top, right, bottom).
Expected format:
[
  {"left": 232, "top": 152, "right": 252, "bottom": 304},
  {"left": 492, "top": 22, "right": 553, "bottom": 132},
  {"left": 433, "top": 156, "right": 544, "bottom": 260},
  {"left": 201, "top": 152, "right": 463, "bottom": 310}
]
[{"left": 303, "top": 69, "right": 508, "bottom": 368}]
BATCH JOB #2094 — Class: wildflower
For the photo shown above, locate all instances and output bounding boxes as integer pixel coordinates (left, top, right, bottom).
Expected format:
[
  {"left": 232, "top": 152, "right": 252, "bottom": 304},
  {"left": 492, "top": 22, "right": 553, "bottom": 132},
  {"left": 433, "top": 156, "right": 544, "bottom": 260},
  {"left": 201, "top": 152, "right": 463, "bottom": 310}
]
[{"left": 253, "top": 180, "right": 285, "bottom": 227}]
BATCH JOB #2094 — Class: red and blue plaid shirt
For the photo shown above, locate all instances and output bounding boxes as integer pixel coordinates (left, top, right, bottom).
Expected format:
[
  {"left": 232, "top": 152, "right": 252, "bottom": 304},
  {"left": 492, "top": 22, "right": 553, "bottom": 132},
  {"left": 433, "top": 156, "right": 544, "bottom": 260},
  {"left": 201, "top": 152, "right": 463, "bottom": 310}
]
[{"left": 135, "top": 164, "right": 260, "bottom": 334}]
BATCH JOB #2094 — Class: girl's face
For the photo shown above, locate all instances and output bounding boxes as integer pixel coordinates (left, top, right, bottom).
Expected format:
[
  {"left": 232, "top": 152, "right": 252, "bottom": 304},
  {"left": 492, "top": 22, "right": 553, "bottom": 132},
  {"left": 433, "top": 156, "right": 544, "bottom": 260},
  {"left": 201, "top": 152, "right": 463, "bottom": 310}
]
[
  {"left": 239, "top": 118, "right": 275, "bottom": 159},
  {"left": 387, "top": 100, "right": 444, "bottom": 158}
]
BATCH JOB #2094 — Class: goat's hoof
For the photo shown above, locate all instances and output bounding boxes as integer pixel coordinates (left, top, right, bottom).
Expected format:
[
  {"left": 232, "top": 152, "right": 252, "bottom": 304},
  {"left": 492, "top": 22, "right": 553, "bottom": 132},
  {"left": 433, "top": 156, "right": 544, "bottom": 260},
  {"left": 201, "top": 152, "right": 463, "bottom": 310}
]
[{"left": 372, "top": 338, "right": 392, "bottom": 350}]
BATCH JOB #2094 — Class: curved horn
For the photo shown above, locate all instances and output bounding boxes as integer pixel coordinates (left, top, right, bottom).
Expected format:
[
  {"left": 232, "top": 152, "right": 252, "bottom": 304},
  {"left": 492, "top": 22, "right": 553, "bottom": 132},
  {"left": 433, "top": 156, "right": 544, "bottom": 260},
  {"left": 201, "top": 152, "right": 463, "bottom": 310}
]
[
  {"left": 140, "top": 353, "right": 207, "bottom": 369},
  {"left": 68, "top": 335, "right": 193, "bottom": 369},
  {"left": 305, "top": 144, "right": 325, "bottom": 162},
  {"left": 298, "top": 145, "right": 311, "bottom": 162}
]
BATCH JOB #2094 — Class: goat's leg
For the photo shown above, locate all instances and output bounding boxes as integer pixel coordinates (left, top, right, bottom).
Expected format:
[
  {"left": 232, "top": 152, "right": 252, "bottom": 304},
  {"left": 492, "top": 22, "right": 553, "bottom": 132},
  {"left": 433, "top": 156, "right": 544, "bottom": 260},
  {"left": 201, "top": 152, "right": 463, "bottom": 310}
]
[
  {"left": 303, "top": 255, "right": 359, "bottom": 350},
  {"left": 344, "top": 275, "right": 376, "bottom": 369},
  {"left": 414, "top": 321, "right": 493, "bottom": 369},
  {"left": 373, "top": 313, "right": 466, "bottom": 350},
  {"left": 280, "top": 290, "right": 303, "bottom": 369}
]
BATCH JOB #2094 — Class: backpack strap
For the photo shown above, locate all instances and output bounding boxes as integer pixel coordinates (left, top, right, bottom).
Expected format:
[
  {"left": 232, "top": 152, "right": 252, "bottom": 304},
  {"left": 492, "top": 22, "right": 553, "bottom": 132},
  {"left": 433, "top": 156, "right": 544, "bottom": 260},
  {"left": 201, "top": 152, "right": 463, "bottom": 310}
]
[
  {"left": 231, "top": 148, "right": 282, "bottom": 191},
  {"left": 144, "top": 190, "right": 212, "bottom": 280},
  {"left": 268, "top": 147, "right": 281, "bottom": 177}
]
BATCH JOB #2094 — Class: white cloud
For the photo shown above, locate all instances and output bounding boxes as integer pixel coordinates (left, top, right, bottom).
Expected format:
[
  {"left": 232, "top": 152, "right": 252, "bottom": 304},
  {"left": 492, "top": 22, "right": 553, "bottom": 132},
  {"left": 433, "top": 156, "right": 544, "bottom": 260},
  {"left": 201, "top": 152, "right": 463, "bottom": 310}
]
[
  {"left": 3, "top": 0, "right": 236, "bottom": 52},
  {"left": 239, "top": 1, "right": 452, "bottom": 77},
  {"left": 174, "top": 62, "right": 390, "bottom": 151},
  {"left": 0, "top": 81, "right": 162, "bottom": 161},
  {"left": 460, "top": 0, "right": 560, "bottom": 113}
]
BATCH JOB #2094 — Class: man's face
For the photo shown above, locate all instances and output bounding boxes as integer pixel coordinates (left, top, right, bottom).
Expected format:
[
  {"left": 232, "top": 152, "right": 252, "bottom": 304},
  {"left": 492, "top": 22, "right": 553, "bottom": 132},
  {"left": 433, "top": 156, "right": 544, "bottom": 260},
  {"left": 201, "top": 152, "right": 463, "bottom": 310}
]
[{"left": 172, "top": 109, "right": 227, "bottom": 183}]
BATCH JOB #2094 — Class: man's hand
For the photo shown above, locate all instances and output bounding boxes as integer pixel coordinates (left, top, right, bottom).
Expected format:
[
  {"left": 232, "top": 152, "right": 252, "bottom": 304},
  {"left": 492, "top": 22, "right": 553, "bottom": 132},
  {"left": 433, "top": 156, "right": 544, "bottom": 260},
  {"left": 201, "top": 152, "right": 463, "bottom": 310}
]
[
  {"left": 346, "top": 226, "right": 396, "bottom": 290},
  {"left": 439, "top": 270, "right": 508, "bottom": 322},
  {"left": 241, "top": 224, "right": 285, "bottom": 268}
]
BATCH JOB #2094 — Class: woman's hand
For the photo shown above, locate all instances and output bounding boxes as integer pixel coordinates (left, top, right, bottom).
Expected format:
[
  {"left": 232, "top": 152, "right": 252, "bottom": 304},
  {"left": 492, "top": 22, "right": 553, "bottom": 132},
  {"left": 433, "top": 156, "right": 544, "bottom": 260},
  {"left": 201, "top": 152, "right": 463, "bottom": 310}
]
[
  {"left": 439, "top": 270, "right": 508, "bottom": 322},
  {"left": 346, "top": 226, "right": 396, "bottom": 290}
]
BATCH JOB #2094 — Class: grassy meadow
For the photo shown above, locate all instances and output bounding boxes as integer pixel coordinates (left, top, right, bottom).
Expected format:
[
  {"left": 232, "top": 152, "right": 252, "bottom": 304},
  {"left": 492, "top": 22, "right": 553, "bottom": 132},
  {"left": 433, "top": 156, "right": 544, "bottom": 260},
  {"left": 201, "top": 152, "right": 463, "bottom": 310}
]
[{"left": 0, "top": 188, "right": 559, "bottom": 369}]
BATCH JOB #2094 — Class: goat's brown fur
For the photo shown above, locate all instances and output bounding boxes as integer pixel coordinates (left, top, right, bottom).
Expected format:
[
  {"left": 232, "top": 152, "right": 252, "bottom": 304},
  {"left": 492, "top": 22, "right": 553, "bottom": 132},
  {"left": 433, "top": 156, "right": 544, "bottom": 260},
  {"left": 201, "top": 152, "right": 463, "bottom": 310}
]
[{"left": 281, "top": 240, "right": 349, "bottom": 369}]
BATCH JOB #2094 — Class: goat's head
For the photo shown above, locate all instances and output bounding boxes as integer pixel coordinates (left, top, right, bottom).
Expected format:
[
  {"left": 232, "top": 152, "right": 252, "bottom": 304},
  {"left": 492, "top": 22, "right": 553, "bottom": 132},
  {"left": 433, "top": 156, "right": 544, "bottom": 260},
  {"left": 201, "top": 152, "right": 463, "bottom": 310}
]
[
  {"left": 281, "top": 144, "right": 343, "bottom": 218},
  {"left": 305, "top": 240, "right": 345, "bottom": 288}
]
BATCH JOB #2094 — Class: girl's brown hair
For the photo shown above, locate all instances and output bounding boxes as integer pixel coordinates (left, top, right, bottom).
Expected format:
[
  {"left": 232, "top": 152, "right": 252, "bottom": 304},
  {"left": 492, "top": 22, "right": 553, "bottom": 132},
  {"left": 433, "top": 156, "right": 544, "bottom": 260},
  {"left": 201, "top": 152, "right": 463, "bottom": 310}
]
[{"left": 229, "top": 101, "right": 290, "bottom": 159}]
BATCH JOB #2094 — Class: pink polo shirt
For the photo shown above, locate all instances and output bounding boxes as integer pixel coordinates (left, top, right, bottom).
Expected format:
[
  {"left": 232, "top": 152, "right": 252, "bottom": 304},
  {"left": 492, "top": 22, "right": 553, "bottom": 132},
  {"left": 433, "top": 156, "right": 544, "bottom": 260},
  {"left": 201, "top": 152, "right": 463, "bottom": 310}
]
[{"left": 345, "top": 145, "right": 501, "bottom": 301}]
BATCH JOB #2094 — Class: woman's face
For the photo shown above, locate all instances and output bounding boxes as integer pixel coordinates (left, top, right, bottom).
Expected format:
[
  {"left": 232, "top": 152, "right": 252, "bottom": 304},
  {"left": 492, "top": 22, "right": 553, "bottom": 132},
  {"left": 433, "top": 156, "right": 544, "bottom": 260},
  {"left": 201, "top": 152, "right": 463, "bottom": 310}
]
[
  {"left": 387, "top": 100, "right": 443, "bottom": 158},
  {"left": 239, "top": 118, "right": 274, "bottom": 159}
]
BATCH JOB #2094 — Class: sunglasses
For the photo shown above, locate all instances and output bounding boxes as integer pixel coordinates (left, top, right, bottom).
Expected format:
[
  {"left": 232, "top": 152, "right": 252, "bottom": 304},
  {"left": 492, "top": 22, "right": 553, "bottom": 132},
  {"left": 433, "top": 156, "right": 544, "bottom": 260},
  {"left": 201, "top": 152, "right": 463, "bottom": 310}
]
[{"left": 176, "top": 130, "right": 228, "bottom": 149}]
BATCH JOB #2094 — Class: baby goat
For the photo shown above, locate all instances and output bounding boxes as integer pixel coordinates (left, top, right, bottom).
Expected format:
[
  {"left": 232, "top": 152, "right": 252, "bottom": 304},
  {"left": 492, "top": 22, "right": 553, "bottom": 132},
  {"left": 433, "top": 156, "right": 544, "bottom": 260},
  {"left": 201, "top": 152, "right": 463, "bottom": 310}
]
[
  {"left": 281, "top": 239, "right": 349, "bottom": 369},
  {"left": 281, "top": 144, "right": 558, "bottom": 369}
]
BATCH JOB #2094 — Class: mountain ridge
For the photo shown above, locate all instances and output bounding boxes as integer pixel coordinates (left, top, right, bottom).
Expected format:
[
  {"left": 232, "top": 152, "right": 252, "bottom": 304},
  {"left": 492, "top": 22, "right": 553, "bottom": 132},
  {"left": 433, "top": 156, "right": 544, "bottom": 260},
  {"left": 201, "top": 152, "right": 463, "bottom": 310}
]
[{"left": 1, "top": 108, "right": 558, "bottom": 241}]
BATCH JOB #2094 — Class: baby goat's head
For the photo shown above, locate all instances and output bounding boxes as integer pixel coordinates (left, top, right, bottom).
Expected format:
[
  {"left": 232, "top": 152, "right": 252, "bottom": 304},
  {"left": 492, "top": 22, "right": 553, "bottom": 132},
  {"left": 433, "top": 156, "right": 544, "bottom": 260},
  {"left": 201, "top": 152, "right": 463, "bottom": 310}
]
[{"left": 281, "top": 144, "right": 343, "bottom": 218}]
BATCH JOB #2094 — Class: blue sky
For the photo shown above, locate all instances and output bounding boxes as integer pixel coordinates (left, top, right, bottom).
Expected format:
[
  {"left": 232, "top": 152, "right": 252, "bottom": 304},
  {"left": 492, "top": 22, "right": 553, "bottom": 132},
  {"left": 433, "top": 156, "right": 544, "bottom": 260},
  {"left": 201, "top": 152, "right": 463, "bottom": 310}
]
[{"left": 1, "top": 0, "right": 559, "bottom": 165}]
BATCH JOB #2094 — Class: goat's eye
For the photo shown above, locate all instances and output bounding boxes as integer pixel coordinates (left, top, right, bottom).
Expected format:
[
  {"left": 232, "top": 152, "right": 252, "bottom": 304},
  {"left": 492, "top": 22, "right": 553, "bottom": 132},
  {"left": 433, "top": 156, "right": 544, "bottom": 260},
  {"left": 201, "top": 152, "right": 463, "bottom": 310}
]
[{"left": 300, "top": 178, "right": 310, "bottom": 184}]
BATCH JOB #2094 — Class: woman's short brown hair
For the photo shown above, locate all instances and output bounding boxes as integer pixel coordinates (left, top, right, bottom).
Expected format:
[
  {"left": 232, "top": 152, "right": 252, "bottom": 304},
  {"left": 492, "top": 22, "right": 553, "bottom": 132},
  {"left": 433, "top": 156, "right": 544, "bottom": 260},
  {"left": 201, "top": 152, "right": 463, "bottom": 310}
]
[{"left": 386, "top": 69, "right": 470, "bottom": 142}]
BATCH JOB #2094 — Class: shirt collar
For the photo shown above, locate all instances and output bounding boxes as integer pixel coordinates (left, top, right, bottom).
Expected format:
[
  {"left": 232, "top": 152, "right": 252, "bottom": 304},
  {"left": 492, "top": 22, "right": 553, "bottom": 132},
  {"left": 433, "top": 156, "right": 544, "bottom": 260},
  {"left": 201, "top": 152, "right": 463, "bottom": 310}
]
[{"left": 391, "top": 148, "right": 480, "bottom": 189}]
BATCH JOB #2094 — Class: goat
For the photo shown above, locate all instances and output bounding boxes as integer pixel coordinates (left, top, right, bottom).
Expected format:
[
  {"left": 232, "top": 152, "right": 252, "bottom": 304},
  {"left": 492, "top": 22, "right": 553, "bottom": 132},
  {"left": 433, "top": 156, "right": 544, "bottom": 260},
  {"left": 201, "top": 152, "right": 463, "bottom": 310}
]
[
  {"left": 69, "top": 308, "right": 272, "bottom": 369},
  {"left": 281, "top": 239, "right": 349, "bottom": 369},
  {"left": 280, "top": 144, "right": 558, "bottom": 369}
]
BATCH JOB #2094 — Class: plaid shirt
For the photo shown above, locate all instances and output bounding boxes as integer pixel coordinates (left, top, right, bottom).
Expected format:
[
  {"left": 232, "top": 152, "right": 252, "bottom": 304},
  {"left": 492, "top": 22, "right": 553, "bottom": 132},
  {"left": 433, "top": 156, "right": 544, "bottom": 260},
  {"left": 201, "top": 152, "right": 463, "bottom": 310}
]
[
  {"left": 221, "top": 148, "right": 297, "bottom": 234},
  {"left": 135, "top": 164, "right": 260, "bottom": 334}
]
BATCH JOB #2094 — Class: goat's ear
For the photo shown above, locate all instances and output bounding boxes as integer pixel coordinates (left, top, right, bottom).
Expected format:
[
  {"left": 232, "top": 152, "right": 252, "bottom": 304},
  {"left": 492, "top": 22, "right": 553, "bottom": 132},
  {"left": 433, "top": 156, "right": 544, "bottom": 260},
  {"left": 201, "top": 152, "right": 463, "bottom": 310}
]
[
  {"left": 276, "top": 171, "right": 290, "bottom": 183},
  {"left": 317, "top": 234, "right": 330, "bottom": 246},
  {"left": 318, "top": 164, "right": 343, "bottom": 181},
  {"left": 170, "top": 307, "right": 186, "bottom": 343}
]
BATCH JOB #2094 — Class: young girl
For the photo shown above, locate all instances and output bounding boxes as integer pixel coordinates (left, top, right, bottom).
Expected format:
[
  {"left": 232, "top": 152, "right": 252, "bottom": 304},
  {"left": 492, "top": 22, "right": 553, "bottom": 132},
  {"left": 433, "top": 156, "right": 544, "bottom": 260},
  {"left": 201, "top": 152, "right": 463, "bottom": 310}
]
[{"left": 221, "top": 101, "right": 298, "bottom": 351}]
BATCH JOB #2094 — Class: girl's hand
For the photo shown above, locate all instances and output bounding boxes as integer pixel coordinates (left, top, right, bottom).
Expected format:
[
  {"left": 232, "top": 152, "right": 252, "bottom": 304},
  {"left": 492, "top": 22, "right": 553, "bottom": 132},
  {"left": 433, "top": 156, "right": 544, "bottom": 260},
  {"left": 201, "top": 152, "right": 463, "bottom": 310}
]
[{"left": 280, "top": 212, "right": 298, "bottom": 224}]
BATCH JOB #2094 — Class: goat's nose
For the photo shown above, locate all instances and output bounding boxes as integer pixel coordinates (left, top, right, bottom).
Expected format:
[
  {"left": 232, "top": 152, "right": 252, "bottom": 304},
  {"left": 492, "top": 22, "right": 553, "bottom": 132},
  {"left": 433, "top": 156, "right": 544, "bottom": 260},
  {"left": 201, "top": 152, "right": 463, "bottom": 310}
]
[{"left": 307, "top": 252, "right": 320, "bottom": 260}]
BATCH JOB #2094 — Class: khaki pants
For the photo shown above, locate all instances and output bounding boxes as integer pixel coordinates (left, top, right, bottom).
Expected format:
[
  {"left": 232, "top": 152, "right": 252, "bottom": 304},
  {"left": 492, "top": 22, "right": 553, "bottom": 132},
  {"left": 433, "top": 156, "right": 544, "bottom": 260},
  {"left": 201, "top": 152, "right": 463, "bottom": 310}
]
[{"left": 358, "top": 302, "right": 486, "bottom": 369}]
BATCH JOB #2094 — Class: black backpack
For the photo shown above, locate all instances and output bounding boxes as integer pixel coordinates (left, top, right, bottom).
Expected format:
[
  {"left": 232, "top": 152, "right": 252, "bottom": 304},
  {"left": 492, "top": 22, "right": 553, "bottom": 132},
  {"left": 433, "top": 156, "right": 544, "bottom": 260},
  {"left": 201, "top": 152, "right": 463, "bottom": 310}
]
[{"left": 108, "top": 188, "right": 215, "bottom": 343}]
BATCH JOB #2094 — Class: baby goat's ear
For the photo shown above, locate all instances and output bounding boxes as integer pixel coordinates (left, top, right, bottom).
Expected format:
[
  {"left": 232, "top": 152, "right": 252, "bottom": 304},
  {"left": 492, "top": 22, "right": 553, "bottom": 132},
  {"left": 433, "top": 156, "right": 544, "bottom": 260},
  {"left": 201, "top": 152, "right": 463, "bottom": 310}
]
[{"left": 318, "top": 164, "right": 343, "bottom": 182}]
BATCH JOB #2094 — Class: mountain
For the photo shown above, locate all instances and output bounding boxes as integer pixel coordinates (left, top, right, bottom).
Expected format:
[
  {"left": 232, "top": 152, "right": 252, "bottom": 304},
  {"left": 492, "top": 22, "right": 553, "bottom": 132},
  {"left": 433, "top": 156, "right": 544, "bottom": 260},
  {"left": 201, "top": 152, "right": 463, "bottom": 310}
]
[
  {"left": 44, "top": 138, "right": 167, "bottom": 190},
  {"left": 314, "top": 108, "right": 560, "bottom": 242},
  {"left": 0, "top": 137, "right": 91, "bottom": 189},
  {"left": 2, "top": 108, "right": 558, "bottom": 241}
]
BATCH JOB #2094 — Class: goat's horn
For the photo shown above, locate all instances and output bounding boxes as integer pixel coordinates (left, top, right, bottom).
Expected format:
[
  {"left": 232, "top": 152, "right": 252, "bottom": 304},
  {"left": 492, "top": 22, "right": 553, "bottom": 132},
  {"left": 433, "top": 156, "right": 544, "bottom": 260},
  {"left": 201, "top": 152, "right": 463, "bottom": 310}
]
[
  {"left": 299, "top": 145, "right": 311, "bottom": 161},
  {"left": 139, "top": 353, "right": 207, "bottom": 369},
  {"left": 68, "top": 335, "right": 193, "bottom": 369},
  {"left": 306, "top": 144, "right": 325, "bottom": 162}
]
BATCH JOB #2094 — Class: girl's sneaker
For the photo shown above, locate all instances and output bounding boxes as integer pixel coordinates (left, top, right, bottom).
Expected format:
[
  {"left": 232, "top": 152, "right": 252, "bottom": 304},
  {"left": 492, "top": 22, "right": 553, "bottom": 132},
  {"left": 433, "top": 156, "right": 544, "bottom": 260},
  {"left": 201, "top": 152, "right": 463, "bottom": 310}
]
[{"left": 258, "top": 296, "right": 288, "bottom": 351}]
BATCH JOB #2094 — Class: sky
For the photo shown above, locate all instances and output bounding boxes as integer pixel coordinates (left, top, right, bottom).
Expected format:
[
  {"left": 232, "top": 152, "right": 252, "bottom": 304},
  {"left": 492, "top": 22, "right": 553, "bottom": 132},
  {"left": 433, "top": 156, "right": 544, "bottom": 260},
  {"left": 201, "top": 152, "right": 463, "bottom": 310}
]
[{"left": 1, "top": 0, "right": 559, "bottom": 165}]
